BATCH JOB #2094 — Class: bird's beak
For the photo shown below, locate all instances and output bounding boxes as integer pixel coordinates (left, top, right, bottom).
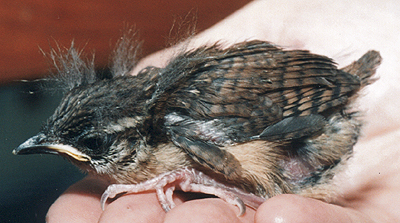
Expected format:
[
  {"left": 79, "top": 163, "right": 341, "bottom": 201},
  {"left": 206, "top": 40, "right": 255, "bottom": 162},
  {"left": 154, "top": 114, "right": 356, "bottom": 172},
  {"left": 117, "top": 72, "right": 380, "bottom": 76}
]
[{"left": 13, "top": 134, "right": 91, "bottom": 162}]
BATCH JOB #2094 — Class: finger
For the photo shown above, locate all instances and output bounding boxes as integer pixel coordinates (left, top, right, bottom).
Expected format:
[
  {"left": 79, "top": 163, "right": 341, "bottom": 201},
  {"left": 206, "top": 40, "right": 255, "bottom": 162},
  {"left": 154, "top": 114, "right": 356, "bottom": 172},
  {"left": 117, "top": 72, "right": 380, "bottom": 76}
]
[
  {"left": 164, "top": 198, "right": 256, "bottom": 223},
  {"left": 99, "top": 190, "right": 193, "bottom": 222},
  {"left": 46, "top": 176, "right": 108, "bottom": 223},
  {"left": 255, "top": 194, "right": 374, "bottom": 223},
  {"left": 99, "top": 192, "right": 167, "bottom": 223}
]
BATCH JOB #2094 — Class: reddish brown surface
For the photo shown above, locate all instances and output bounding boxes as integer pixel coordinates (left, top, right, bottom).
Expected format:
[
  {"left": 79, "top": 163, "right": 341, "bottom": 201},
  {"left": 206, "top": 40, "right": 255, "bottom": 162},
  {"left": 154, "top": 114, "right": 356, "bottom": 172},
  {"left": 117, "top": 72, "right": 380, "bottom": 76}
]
[{"left": 0, "top": 0, "right": 250, "bottom": 84}]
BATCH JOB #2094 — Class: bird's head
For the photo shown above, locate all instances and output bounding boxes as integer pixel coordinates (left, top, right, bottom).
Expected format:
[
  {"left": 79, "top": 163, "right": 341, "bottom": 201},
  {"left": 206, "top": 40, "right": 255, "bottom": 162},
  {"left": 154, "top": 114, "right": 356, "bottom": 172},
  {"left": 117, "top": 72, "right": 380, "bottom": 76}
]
[{"left": 13, "top": 66, "right": 161, "bottom": 179}]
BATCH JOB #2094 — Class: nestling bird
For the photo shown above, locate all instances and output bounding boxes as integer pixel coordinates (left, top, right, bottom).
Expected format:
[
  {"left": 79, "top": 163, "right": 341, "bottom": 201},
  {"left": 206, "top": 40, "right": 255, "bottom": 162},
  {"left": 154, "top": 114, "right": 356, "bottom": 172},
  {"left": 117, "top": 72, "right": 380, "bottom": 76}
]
[{"left": 14, "top": 33, "right": 381, "bottom": 215}]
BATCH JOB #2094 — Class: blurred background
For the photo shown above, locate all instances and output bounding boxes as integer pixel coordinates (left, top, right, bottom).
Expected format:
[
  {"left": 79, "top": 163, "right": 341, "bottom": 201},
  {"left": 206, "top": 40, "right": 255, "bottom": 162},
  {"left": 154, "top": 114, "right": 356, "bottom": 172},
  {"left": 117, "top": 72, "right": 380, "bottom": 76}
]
[{"left": 0, "top": 0, "right": 251, "bottom": 221}]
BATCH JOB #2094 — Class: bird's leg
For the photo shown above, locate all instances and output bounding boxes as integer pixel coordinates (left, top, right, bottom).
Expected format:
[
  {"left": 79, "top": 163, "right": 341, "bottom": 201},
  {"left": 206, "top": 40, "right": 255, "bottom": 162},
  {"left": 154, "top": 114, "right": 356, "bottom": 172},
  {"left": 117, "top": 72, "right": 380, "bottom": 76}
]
[{"left": 101, "top": 168, "right": 266, "bottom": 216}]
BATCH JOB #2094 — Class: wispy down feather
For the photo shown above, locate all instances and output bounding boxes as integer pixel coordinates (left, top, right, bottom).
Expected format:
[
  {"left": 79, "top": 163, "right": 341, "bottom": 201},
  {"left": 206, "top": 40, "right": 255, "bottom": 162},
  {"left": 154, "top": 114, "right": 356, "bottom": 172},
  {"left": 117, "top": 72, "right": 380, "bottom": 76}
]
[{"left": 46, "top": 27, "right": 141, "bottom": 91}]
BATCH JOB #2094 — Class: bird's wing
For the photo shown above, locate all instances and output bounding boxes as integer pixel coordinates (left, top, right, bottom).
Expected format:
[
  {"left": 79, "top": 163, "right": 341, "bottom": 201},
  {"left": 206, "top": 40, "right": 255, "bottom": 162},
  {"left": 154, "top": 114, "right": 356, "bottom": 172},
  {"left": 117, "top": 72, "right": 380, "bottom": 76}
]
[{"left": 152, "top": 40, "right": 362, "bottom": 176}]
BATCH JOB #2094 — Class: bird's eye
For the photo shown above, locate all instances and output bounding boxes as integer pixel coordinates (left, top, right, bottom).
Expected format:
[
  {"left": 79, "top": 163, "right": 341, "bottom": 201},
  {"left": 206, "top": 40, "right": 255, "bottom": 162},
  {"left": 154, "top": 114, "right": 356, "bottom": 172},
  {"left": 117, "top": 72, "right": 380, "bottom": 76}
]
[
  {"left": 79, "top": 134, "right": 116, "bottom": 157},
  {"left": 81, "top": 136, "right": 104, "bottom": 151}
]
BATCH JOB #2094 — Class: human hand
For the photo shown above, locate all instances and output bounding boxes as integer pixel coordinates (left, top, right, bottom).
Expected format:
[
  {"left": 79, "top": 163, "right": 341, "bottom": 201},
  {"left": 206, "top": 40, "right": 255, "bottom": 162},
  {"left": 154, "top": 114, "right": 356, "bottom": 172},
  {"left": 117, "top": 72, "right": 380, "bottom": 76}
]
[{"left": 47, "top": 0, "right": 400, "bottom": 222}]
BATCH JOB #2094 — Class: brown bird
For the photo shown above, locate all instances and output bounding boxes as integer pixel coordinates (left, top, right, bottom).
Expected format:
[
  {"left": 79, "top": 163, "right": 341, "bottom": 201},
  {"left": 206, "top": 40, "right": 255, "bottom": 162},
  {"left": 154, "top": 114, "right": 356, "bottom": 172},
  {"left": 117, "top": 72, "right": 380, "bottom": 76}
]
[{"left": 13, "top": 34, "right": 381, "bottom": 215}]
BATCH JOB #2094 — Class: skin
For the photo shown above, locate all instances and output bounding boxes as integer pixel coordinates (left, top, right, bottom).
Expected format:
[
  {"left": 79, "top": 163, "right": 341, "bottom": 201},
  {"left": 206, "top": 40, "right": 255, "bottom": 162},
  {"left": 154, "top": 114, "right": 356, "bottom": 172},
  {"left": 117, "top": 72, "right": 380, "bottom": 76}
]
[{"left": 47, "top": 0, "right": 400, "bottom": 222}]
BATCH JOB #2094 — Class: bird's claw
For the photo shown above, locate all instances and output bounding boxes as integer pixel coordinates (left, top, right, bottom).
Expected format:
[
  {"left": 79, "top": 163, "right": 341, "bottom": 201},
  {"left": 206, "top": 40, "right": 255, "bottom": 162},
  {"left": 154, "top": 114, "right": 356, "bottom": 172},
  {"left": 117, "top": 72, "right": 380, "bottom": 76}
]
[{"left": 100, "top": 168, "right": 265, "bottom": 216}]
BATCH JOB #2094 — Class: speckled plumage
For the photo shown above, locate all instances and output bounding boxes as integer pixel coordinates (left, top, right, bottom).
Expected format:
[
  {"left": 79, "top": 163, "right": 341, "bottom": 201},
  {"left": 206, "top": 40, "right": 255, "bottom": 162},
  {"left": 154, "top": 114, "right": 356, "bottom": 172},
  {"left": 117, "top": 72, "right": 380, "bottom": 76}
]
[{"left": 14, "top": 34, "right": 381, "bottom": 214}]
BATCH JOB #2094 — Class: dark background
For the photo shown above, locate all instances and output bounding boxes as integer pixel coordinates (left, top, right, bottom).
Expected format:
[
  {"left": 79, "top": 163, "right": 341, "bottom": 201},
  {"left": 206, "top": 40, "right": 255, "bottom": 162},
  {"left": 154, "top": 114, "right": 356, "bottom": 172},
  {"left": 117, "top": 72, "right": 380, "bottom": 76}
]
[{"left": 0, "top": 1, "right": 251, "bottom": 222}]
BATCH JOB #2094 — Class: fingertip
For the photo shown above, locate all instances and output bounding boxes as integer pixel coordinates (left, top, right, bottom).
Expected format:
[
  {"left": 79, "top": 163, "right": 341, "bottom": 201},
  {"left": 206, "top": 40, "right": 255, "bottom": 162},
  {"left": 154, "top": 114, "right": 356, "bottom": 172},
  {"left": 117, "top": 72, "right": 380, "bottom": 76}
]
[
  {"left": 99, "top": 192, "right": 166, "bottom": 223},
  {"left": 163, "top": 198, "right": 256, "bottom": 223},
  {"left": 255, "top": 194, "right": 373, "bottom": 223},
  {"left": 255, "top": 194, "right": 319, "bottom": 223},
  {"left": 46, "top": 177, "right": 108, "bottom": 223},
  {"left": 164, "top": 198, "right": 240, "bottom": 223}
]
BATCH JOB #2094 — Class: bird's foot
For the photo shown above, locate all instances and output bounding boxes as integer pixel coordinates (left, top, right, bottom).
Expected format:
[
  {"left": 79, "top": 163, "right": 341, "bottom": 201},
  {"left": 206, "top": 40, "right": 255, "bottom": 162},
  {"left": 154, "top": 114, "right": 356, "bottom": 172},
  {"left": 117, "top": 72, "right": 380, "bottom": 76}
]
[{"left": 100, "top": 168, "right": 265, "bottom": 216}]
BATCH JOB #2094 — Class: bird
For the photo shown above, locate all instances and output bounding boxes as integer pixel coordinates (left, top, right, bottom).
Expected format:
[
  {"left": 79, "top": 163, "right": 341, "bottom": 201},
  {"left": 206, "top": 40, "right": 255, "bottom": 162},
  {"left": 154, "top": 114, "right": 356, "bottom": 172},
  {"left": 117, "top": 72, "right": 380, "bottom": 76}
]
[{"left": 13, "top": 32, "right": 381, "bottom": 216}]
